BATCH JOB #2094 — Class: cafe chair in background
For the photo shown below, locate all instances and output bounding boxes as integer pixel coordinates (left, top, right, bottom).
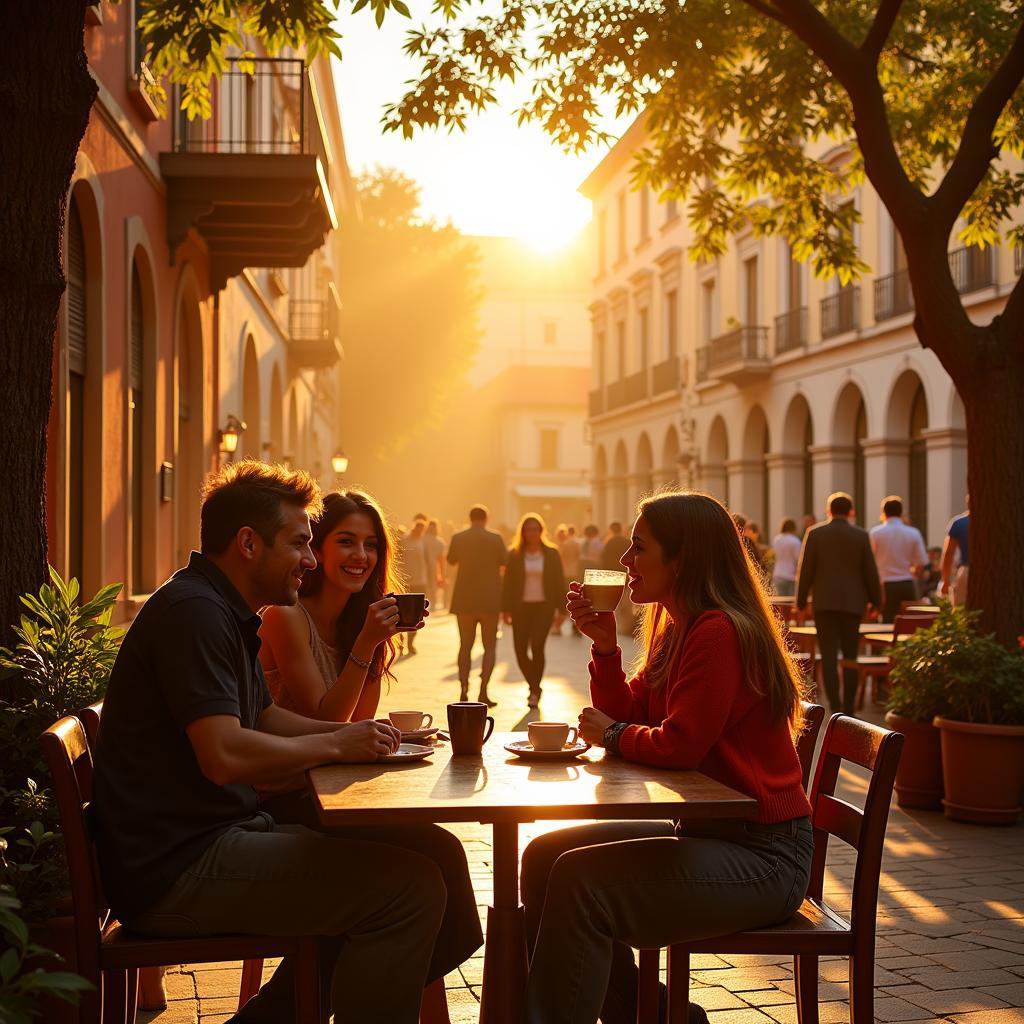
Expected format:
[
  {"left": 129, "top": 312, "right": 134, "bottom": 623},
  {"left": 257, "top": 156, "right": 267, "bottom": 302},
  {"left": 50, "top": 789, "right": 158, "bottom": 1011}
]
[
  {"left": 636, "top": 713, "right": 904, "bottom": 1024},
  {"left": 41, "top": 713, "right": 323, "bottom": 1024}
]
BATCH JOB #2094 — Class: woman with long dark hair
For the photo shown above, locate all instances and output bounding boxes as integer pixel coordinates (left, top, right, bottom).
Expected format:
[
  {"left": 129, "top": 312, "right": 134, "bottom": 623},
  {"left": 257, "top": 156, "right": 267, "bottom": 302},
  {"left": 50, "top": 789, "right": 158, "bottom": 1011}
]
[
  {"left": 258, "top": 490, "right": 482, "bottom": 1020},
  {"left": 502, "top": 512, "right": 566, "bottom": 709},
  {"left": 521, "top": 492, "right": 813, "bottom": 1024}
]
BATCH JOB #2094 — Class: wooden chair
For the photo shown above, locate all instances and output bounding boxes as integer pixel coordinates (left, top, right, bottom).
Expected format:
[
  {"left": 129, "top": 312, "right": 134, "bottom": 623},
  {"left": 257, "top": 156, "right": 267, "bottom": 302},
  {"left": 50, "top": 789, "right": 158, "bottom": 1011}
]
[
  {"left": 40, "top": 714, "right": 323, "bottom": 1024},
  {"left": 796, "top": 702, "right": 826, "bottom": 791},
  {"left": 843, "top": 611, "right": 939, "bottom": 711},
  {"left": 636, "top": 713, "right": 904, "bottom": 1024}
]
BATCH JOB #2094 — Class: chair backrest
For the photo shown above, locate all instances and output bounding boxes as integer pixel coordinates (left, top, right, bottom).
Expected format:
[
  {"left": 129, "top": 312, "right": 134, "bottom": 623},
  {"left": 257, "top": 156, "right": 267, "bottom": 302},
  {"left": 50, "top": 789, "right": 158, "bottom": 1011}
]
[
  {"left": 79, "top": 700, "right": 102, "bottom": 751},
  {"left": 40, "top": 715, "right": 108, "bottom": 983},
  {"left": 796, "top": 701, "right": 826, "bottom": 792},
  {"left": 893, "top": 611, "right": 938, "bottom": 636},
  {"left": 805, "top": 715, "right": 903, "bottom": 946}
]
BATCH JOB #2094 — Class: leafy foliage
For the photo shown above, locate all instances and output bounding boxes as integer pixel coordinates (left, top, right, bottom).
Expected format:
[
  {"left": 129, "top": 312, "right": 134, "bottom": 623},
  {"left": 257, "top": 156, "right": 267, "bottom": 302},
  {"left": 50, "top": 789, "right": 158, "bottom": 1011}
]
[
  {"left": 0, "top": 878, "right": 91, "bottom": 1024},
  {"left": 381, "top": 0, "right": 1024, "bottom": 279},
  {"left": 337, "top": 167, "right": 482, "bottom": 463},
  {"left": 0, "top": 569, "right": 123, "bottom": 924},
  {"left": 887, "top": 605, "right": 1024, "bottom": 725}
]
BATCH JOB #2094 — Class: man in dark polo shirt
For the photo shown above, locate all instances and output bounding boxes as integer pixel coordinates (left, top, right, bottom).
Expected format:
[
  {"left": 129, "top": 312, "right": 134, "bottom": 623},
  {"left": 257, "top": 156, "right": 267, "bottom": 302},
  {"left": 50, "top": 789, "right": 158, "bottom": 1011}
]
[{"left": 92, "top": 462, "right": 445, "bottom": 1023}]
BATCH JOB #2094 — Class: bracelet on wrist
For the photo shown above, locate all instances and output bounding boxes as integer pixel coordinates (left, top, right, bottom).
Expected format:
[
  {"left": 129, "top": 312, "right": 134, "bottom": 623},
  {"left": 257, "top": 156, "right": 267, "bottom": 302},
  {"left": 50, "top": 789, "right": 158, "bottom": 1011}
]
[
  {"left": 603, "top": 721, "right": 630, "bottom": 755},
  {"left": 347, "top": 651, "right": 371, "bottom": 670}
]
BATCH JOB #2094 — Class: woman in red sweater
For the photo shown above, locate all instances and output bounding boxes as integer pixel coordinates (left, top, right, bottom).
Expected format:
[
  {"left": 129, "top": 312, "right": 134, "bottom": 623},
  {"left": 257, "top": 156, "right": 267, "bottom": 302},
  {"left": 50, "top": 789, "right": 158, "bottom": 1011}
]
[{"left": 522, "top": 491, "right": 813, "bottom": 1024}]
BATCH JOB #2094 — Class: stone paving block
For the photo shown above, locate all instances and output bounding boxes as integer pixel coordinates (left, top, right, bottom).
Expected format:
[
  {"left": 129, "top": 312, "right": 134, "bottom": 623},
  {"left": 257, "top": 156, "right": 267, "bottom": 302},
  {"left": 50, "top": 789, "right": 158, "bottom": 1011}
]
[
  {"left": 771, "top": 979, "right": 848, "bottom": 1002},
  {"left": 719, "top": 953, "right": 793, "bottom": 967},
  {"left": 881, "top": 984, "right": 1011, "bottom": 1015},
  {"left": 817, "top": 959, "right": 905, "bottom": 986},
  {"left": 760, "top": 1000, "right": 850, "bottom": 1024},
  {"left": 690, "top": 986, "right": 749, "bottom": 1011},
  {"left": 885, "top": 935, "right": 985, "bottom": 955},
  {"left": 197, "top": 997, "right": 238, "bottom": 1016},
  {"left": 740, "top": 988, "right": 794, "bottom": 1006},
  {"left": 192, "top": 968, "right": 242, "bottom": 999},
  {"left": 903, "top": 966, "right": 1022, "bottom": 990},
  {"left": 163, "top": 972, "right": 197, "bottom": 1001},
  {"left": 928, "top": 949, "right": 1024, "bottom": 971},
  {"left": 982, "top": 984, "right": 1024, "bottom": 1005},
  {"left": 872, "top": 996, "right": 950, "bottom": 1021},
  {"left": 874, "top": 954, "right": 941, "bottom": 970},
  {"left": 949, "top": 1011, "right": 1024, "bottom": 1024},
  {"left": 691, "top": 965, "right": 792, "bottom": 990},
  {"left": 705, "top": 1008, "right": 776, "bottom": 1024},
  {"left": 137, "top": 1006, "right": 197, "bottom": 1024}
]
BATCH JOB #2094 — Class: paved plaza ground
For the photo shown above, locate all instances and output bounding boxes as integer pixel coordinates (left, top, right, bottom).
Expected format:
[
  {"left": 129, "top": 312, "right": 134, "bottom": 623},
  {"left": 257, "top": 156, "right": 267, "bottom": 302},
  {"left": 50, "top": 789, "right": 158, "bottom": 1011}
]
[{"left": 140, "top": 613, "right": 1024, "bottom": 1024}]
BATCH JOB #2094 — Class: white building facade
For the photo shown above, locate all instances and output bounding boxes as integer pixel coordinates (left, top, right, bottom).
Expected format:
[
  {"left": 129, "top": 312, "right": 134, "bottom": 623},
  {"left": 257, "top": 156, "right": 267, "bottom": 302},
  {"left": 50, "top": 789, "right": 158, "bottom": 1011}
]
[{"left": 581, "top": 120, "right": 1020, "bottom": 546}]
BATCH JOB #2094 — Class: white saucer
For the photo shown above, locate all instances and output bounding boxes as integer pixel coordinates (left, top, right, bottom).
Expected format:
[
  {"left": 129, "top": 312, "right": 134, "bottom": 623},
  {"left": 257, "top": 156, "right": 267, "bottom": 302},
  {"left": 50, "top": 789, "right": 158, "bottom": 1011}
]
[
  {"left": 401, "top": 726, "right": 440, "bottom": 742},
  {"left": 503, "top": 739, "right": 591, "bottom": 761},
  {"left": 379, "top": 743, "right": 435, "bottom": 763}
]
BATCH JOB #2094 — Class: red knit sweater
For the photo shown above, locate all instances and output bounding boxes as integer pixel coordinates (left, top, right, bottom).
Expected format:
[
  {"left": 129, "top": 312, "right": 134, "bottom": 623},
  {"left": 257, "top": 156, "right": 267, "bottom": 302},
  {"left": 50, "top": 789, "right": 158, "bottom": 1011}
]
[{"left": 590, "top": 610, "right": 812, "bottom": 824}]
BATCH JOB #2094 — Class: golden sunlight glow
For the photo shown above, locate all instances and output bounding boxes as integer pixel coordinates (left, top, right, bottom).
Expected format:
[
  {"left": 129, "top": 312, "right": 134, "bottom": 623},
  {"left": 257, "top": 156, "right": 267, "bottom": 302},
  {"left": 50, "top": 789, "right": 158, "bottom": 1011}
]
[{"left": 514, "top": 197, "right": 592, "bottom": 253}]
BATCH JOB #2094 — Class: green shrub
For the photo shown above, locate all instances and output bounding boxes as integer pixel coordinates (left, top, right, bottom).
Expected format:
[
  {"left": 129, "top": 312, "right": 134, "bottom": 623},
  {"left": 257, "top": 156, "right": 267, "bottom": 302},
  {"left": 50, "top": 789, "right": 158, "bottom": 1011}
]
[
  {"left": 0, "top": 569, "right": 122, "bottom": 924},
  {"left": 887, "top": 605, "right": 1024, "bottom": 726}
]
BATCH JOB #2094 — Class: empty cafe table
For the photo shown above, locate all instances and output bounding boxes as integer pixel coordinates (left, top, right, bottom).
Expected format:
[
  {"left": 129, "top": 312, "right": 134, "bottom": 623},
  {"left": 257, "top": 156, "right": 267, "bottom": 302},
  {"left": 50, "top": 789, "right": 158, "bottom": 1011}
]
[{"left": 309, "top": 732, "right": 757, "bottom": 1024}]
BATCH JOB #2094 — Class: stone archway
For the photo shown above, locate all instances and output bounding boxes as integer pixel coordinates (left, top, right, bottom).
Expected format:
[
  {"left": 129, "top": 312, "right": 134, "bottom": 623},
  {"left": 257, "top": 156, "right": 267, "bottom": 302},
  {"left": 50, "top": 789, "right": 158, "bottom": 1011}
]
[
  {"left": 830, "top": 382, "right": 868, "bottom": 523},
  {"left": 241, "top": 335, "right": 262, "bottom": 460},
  {"left": 735, "top": 405, "right": 770, "bottom": 533},
  {"left": 703, "top": 416, "right": 729, "bottom": 505},
  {"left": 611, "top": 440, "right": 629, "bottom": 524}
]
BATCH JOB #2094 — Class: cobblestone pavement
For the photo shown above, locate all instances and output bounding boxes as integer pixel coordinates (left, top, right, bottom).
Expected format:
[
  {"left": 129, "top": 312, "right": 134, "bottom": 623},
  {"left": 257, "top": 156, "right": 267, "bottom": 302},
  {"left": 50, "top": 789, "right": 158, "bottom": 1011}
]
[{"left": 140, "top": 612, "right": 1024, "bottom": 1024}]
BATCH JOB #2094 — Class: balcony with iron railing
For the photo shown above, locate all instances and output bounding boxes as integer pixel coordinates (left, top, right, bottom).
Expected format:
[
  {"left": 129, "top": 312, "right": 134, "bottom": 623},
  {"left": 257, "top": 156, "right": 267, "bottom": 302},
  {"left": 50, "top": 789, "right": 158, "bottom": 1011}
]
[
  {"left": 605, "top": 371, "right": 649, "bottom": 411},
  {"left": 948, "top": 245, "right": 995, "bottom": 295},
  {"left": 774, "top": 307, "right": 807, "bottom": 355},
  {"left": 874, "top": 268, "right": 914, "bottom": 322},
  {"left": 695, "top": 326, "right": 770, "bottom": 385},
  {"left": 820, "top": 286, "right": 860, "bottom": 339},
  {"left": 651, "top": 356, "right": 681, "bottom": 395},
  {"left": 288, "top": 283, "right": 342, "bottom": 369},
  {"left": 589, "top": 388, "right": 605, "bottom": 417},
  {"left": 161, "top": 58, "right": 337, "bottom": 291}
]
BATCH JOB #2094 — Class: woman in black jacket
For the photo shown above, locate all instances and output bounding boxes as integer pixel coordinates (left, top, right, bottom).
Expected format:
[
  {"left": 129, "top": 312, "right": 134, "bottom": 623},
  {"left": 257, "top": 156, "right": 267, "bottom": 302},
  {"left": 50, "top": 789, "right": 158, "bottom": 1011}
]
[{"left": 502, "top": 513, "right": 567, "bottom": 708}]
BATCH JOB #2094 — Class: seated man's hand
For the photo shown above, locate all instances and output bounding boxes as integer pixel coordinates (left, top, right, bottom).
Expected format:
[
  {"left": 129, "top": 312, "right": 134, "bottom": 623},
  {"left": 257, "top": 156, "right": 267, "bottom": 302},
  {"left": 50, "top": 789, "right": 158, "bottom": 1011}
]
[{"left": 331, "top": 719, "right": 400, "bottom": 762}]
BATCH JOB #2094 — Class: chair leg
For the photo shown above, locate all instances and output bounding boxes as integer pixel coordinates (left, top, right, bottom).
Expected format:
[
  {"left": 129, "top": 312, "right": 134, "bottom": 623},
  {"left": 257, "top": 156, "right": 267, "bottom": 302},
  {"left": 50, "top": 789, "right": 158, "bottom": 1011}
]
[
  {"left": 849, "top": 955, "right": 874, "bottom": 1024},
  {"left": 793, "top": 954, "right": 818, "bottom": 1024},
  {"left": 293, "top": 938, "right": 322, "bottom": 1024},
  {"left": 127, "top": 968, "right": 139, "bottom": 1024},
  {"left": 636, "top": 948, "right": 660, "bottom": 1024},
  {"left": 238, "top": 958, "right": 265, "bottom": 1010},
  {"left": 666, "top": 946, "right": 690, "bottom": 1024},
  {"left": 102, "top": 968, "right": 129, "bottom": 1024}
]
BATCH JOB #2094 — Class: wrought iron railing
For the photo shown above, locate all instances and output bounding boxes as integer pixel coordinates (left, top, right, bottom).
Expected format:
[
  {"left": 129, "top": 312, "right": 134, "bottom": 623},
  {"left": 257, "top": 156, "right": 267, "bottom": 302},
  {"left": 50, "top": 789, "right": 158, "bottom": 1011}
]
[
  {"left": 651, "top": 357, "right": 679, "bottom": 394},
  {"left": 707, "top": 326, "right": 768, "bottom": 370},
  {"left": 606, "top": 378, "right": 630, "bottom": 410},
  {"left": 290, "top": 298, "right": 333, "bottom": 344},
  {"left": 820, "top": 286, "right": 860, "bottom": 339},
  {"left": 624, "top": 370, "right": 648, "bottom": 404},
  {"left": 774, "top": 307, "right": 807, "bottom": 354},
  {"left": 173, "top": 58, "right": 320, "bottom": 156},
  {"left": 948, "top": 245, "right": 994, "bottom": 294},
  {"left": 873, "top": 268, "right": 914, "bottom": 322}
]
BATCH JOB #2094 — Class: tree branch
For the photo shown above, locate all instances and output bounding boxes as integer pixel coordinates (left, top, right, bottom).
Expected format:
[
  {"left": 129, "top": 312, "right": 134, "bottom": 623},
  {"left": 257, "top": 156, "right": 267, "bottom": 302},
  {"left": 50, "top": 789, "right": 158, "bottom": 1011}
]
[
  {"left": 743, "top": 0, "right": 860, "bottom": 79},
  {"left": 861, "top": 0, "right": 903, "bottom": 64},
  {"left": 932, "top": 17, "right": 1024, "bottom": 227}
]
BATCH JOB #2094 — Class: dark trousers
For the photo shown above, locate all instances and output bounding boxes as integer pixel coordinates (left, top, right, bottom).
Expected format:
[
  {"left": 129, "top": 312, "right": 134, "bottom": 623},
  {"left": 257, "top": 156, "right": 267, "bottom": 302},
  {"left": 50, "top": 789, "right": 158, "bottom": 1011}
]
[
  {"left": 882, "top": 579, "right": 917, "bottom": 622},
  {"left": 260, "top": 789, "right": 482, "bottom": 985},
  {"left": 512, "top": 603, "right": 555, "bottom": 695},
  {"left": 815, "top": 609, "right": 862, "bottom": 715},
  {"left": 521, "top": 819, "right": 813, "bottom": 1024},
  {"left": 456, "top": 613, "right": 499, "bottom": 690}
]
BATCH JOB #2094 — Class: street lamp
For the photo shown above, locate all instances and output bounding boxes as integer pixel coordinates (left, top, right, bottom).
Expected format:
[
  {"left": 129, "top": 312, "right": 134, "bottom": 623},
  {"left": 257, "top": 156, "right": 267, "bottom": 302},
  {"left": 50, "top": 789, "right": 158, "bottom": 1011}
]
[
  {"left": 331, "top": 451, "right": 349, "bottom": 476},
  {"left": 218, "top": 415, "right": 247, "bottom": 461}
]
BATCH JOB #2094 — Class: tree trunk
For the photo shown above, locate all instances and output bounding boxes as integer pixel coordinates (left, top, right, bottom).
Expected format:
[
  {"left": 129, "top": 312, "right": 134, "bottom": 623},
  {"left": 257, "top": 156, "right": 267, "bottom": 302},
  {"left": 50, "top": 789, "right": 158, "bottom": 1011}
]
[
  {"left": 959, "top": 356, "right": 1024, "bottom": 648},
  {"left": 0, "top": 5, "right": 96, "bottom": 649}
]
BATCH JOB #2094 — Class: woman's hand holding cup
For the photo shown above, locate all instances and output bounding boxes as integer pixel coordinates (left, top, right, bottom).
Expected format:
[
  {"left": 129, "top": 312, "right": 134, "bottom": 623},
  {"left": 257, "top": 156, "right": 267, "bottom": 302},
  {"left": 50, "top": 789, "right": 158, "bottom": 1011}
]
[
  {"left": 566, "top": 582, "right": 617, "bottom": 654},
  {"left": 360, "top": 596, "right": 402, "bottom": 649}
]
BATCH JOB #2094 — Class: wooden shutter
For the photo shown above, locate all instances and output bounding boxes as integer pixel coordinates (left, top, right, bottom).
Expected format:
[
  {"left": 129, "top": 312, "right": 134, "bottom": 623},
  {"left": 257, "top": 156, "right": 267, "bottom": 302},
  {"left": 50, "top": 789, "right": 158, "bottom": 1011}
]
[{"left": 67, "top": 204, "right": 86, "bottom": 376}]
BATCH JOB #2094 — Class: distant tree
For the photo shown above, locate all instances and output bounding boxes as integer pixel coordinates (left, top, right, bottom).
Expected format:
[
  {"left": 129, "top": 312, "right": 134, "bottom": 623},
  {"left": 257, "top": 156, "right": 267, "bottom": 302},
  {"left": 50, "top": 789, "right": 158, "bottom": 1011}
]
[
  {"left": 0, "top": 0, "right": 405, "bottom": 647},
  {"left": 385, "top": 0, "right": 1024, "bottom": 645},
  {"left": 338, "top": 168, "right": 481, "bottom": 471}
]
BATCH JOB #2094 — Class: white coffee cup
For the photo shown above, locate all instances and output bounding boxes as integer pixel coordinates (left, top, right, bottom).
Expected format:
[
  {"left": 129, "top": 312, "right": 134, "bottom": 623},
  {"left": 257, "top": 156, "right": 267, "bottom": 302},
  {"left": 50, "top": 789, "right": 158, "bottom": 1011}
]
[
  {"left": 528, "top": 721, "right": 578, "bottom": 752},
  {"left": 389, "top": 710, "right": 433, "bottom": 732}
]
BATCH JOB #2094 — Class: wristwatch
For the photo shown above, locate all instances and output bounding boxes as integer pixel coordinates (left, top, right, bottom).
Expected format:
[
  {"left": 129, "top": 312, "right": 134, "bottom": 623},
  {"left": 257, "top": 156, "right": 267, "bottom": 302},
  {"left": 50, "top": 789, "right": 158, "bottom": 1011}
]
[{"left": 603, "top": 721, "right": 630, "bottom": 755}]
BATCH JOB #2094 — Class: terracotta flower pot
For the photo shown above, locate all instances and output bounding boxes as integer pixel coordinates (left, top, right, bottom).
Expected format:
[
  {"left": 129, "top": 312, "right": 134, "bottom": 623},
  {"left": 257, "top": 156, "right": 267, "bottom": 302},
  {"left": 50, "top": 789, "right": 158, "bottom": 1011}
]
[
  {"left": 885, "top": 712, "right": 943, "bottom": 810},
  {"left": 934, "top": 716, "right": 1024, "bottom": 825}
]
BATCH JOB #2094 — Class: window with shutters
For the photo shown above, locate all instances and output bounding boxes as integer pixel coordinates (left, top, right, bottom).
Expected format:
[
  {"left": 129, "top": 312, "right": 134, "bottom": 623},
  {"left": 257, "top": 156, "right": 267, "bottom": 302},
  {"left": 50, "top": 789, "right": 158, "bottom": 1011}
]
[
  {"left": 67, "top": 202, "right": 87, "bottom": 585},
  {"left": 130, "top": 264, "right": 145, "bottom": 593}
]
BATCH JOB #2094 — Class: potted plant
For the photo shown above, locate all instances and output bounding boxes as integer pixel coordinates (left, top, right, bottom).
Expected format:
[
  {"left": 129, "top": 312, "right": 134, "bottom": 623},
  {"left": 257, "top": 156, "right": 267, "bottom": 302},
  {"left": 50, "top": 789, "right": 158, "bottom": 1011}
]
[
  {"left": 928, "top": 609, "right": 1024, "bottom": 825},
  {"left": 0, "top": 568, "right": 122, "bottom": 1019},
  {"left": 885, "top": 614, "right": 953, "bottom": 810}
]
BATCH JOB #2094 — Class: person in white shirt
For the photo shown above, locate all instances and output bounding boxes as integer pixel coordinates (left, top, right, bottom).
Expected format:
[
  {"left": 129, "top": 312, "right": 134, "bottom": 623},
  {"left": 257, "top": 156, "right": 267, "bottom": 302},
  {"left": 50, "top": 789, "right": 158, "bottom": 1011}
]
[
  {"left": 770, "top": 518, "right": 803, "bottom": 596},
  {"left": 868, "top": 496, "right": 928, "bottom": 622}
]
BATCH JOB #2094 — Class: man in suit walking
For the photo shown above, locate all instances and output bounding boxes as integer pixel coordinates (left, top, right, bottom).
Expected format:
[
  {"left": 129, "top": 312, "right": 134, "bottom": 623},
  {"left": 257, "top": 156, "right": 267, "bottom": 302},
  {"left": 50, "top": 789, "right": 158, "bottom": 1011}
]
[
  {"left": 447, "top": 505, "right": 508, "bottom": 705},
  {"left": 796, "top": 492, "right": 882, "bottom": 716}
]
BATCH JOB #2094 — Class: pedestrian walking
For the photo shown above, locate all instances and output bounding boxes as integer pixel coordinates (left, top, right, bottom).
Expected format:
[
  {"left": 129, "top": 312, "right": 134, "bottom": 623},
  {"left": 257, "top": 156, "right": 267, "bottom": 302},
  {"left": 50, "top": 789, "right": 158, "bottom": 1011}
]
[
  {"left": 796, "top": 492, "right": 882, "bottom": 716},
  {"left": 447, "top": 505, "right": 508, "bottom": 707},
  {"left": 398, "top": 515, "right": 429, "bottom": 654},
  {"left": 502, "top": 513, "right": 566, "bottom": 709},
  {"left": 770, "top": 518, "right": 802, "bottom": 597},
  {"left": 940, "top": 497, "right": 970, "bottom": 607},
  {"left": 869, "top": 496, "right": 928, "bottom": 622},
  {"left": 423, "top": 518, "right": 447, "bottom": 611}
]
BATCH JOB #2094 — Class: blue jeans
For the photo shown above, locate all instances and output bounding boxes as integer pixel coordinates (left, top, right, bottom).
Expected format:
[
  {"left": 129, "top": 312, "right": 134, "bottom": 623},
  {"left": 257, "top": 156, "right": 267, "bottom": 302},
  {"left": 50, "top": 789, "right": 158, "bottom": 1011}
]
[{"left": 522, "top": 817, "right": 813, "bottom": 1024}]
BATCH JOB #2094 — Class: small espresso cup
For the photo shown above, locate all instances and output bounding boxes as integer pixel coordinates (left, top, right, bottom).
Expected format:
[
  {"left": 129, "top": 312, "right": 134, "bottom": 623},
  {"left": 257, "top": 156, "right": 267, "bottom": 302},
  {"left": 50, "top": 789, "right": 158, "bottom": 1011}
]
[
  {"left": 389, "top": 710, "right": 433, "bottom": 733},
  {"left": 582, "top": 568, "right": 627, "bottom": 612},
  {"left": 447, "top": 702, "right": 495, "bottom": 755},
  {"left": 528, "top": 721, "right": 578, "bottom": 752},
  {"left": 389, "top": 592, "right": 426, "bottom": 630}
]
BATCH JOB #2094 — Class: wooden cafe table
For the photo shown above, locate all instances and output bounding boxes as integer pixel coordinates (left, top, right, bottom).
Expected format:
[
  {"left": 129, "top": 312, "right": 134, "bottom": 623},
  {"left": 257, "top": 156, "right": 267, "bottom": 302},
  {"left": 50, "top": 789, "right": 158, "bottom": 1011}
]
[{"left": 310, "top": 732, "right": 757, "bottom": 1024}]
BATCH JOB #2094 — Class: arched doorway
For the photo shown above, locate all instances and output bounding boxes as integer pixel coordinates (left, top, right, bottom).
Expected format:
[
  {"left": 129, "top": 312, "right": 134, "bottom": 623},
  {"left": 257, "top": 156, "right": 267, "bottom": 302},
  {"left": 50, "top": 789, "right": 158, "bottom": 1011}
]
[
  {"left": 704, "top": 416, "right": 729, "bottom": 505},
  {"left": 833, "top": 383, "right": 868, "bottom": 524},
  {"left": 593, "top": 445, "right": 608, "bottom": 526},
  {"left": 241, "top": 335, "right": 262, "bottom": 460},
  {"left": 612, "top": 440, "right": 629, "bottom": 524},
  {"left": 269, "top": 363, "right": 284, "bottom": 464},
  {"left": 781, "top": 394, "right": 814, "bottom": 520},
  {"left": 634, "top": 433, "right": 654, "bottom": 504},
  {"left": 286, "top": 388, "right": 299, "bottom": 466},
  {"left": 661, "top": 426, "right": 681, "bottom": 490},
  {"left": 175, "top": 281, "right": 204, "bottom": 564},
  {"left": 909, "top": 384, "right": 929, "bottom": 538},
  {"left": 741, "top": 406, "right": 770, "bottom": 532},
  {"left": 65, "top": 199, "right": 87, "bottom": 586}
]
